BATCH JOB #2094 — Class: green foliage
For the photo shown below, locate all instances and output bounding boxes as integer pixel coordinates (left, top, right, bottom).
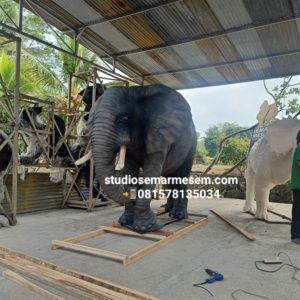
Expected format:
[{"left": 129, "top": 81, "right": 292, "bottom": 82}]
[
  {"left": 269, "top": 76, "right": 300, "bottom": 117},
  {"left": 220, "top": 137, "right": 249, "bottom": 165},
  {"left": 204, "top": 125, "right": 220, "bottom": 157},
  {"left": 0, "top": 48, "right": 65, "bottom": 95},
  {"left": 204, "top": 122, "right": 251, "bottom": 157},
  {"left": 59, "top": 39, "right": 99, "bottom": 89},
  {"left": 194, "top": 133, "right": 208, "bottom": 164}
]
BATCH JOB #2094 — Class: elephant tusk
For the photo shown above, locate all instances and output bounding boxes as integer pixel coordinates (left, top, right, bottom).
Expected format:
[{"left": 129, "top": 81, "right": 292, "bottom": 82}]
[
  {"left": 115, "top": 145, "right": 126, "bottom": 171},
  {"left": 75, "top": 150, "right": 92, "bottom": 165}
]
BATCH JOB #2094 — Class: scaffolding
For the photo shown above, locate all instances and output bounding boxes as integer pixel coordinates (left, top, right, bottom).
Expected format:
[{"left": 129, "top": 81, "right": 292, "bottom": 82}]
[
  {"left": 0, "top": 2, "right": 135, "bottom": 224},
  {"left": 0, "top": 30, "right": 20, "bottom": 225}
]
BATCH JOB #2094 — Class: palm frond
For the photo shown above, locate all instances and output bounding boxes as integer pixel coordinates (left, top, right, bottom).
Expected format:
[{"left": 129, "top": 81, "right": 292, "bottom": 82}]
[{"left": 21, "top": 48, "right": 67, "bottom": 95}]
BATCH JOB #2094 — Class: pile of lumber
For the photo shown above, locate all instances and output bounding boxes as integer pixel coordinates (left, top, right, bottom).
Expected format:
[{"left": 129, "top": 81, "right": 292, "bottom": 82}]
[{"left": 0, "top": 246, "right": 159, "bottom": 300}]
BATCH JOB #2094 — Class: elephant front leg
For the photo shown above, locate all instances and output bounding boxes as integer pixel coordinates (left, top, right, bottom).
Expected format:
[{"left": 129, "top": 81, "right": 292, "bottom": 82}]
[
  {"left": 131, "top": 153, "right": 164, "bottom": 233},
  {"left": 118, "top": 156, "right": 139, "bottom": 227},
  {"left": 255, "top": 186, "right": 270, "bottom": 220}
]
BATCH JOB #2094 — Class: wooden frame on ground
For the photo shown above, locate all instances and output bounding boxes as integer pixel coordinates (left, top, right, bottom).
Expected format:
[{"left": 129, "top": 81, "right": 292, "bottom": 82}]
[{"left": 51, "top": 213, "right": 208, "bottom": 266}]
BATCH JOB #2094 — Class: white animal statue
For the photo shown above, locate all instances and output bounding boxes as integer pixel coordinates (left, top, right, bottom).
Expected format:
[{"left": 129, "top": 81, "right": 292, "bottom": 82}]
[{"left": 243, "top": 118, "right": 300, "bottom": 220}]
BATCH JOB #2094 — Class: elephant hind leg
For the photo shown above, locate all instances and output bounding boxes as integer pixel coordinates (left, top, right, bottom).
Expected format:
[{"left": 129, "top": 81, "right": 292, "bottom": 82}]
[
  {"left": 243, "top": 168, "right": 255, "bottom": 214},
  {"left": 167, "top": 147, "right": 195, "bottom": 220},
  {"left": 166, "top": 183, "right": 188, "bottom": 219}
]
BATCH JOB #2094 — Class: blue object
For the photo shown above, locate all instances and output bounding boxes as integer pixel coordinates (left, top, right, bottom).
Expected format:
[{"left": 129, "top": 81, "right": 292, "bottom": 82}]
[{"left": 205, "top": 269, "right": 224, "bottom": 284}]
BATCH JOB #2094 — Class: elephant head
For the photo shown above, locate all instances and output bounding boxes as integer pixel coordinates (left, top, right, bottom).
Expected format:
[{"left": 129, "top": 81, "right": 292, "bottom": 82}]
[
  {"left": 86, "top": 85, "right": 194, "bottom": 207},
  {"left": 265, "top": 118, "right": 300, "bottom": 156},
  {"left": 79, "top": 83, "right": 105, "bottom": 112}
]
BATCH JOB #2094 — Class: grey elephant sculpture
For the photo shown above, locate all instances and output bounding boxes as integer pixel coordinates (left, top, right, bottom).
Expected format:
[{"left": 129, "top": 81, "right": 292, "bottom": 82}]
[{"left": 85, "top": 85, "right": 196, "bottom": 233}]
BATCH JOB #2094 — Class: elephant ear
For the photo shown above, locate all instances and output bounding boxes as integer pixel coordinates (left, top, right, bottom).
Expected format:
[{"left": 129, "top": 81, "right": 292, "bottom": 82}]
[
  {"left": 265, "top": 118, "right": 300, "bottom": 156},
  {"left": 144, "top": 88, "right": 193, "bottom": 154}
]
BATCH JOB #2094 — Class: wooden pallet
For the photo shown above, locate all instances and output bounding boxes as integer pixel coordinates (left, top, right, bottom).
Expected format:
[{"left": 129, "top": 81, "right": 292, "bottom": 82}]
[{"left": 51, "top": 213, "right": 208, "bottom": 266}]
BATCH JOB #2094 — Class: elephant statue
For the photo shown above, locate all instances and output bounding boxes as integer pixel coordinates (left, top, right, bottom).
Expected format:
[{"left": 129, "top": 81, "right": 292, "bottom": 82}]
[
  {"left": 0, "top": 130, "right": 12, "bottom": 173},
  {"left": 243, "top": 118, "right": 300, "bottom": 220},
  {"left": 0, "top": 130, "right": 13, "bottom": 225},
  {"left": 85, "top": 85, "right": 197, "bottom": 233},
  {"left": 0, "top": 130, "right": 13, "bottom": 201},
  {"left": 18, "top": 106, "right": 70, "bottom": 165}
]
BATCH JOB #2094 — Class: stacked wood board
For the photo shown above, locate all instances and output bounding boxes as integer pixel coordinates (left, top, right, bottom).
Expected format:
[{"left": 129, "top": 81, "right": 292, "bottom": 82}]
[{"left": 0, "top": 246, "right": 159, "bottom": 300}]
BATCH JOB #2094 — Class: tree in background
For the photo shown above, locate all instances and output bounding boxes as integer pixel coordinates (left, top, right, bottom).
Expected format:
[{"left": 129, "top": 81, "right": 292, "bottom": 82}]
[
  {"left": 220, "top": 137, "right": 249, "bottom": 166},
  {"left": 264, "top": 76, "right": 300, "bottom": 118},
  {"left": 194, "top": 132, "right": 208, "bottom": 164},
  {"left": 204, "top": 122, "right": 251, "bottom": 158}
]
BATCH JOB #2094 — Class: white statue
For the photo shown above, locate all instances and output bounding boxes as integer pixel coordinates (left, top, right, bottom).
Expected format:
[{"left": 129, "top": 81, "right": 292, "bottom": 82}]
[{"left": 243, "top": 118, "right": 300, "bottom": 219}]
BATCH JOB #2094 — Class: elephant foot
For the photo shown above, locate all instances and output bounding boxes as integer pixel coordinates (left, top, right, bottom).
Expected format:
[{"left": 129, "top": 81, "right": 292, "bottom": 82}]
[
  {"left": 169, "top": 206, "right": 188, "bottom": 219},
  {"left": 267, "top": 204, "right": 274, "bottom": 211},
  {"left": 118, "top": 201, "right": 135, "bottom": 227},
  {"left": 243, "top": 204, "right": 255, "bottom": 214},
  {"left": 255, "top": 209, "right": 269, "bottom": 221},
  {"left": 164, "top": 198, "right": 174, "bottom": 213},
  {"left": 169, "top": 196, "right": 188, "bottom": 219},
  {"left": 131, "top": 210, "right": 163, "bottom": 233}
]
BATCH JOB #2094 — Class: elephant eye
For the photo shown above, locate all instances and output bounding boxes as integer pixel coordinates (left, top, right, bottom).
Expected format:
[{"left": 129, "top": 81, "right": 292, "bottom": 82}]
[{"left": 118, "top": 115, "right": 130, "bottom": 124}]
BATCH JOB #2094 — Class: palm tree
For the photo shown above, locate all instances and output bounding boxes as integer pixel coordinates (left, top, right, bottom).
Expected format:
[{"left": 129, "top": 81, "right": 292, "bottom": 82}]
[{"left": 0, "top": 48, "right": 66, "bottom": 96}]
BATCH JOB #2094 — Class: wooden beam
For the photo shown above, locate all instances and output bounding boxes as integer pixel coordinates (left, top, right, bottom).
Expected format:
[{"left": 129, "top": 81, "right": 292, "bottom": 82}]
[
  {"left": 101, "top": 226, "right": 165, "bottom": 240},
  {"left": 210, "top": 210, "right": 255, "bottom": 241},
  {"left": 157, "top": 215, "right": 196, "bottom": 224},
  {"left": 2, "top": 270, "right": 65, "bottom": 300},
  {"left": 0, "top": 252, "right": 135, "bottom": 300},
  {"left": 124, "top": 217, "right": 208, "bottom": 266},
  {"left": 112, "top": 222, "right": 173, "bottom": 237},
  {"left": 51, "top": 240, "right": 126, "bottom": 262},
  {"left": 245, "top": 211, "right": 291, "bottom": 225},
  {"left": 51, "top": 228, "right": 105, "bottom": 249},
  {"left": 0, "top": 246, "right": 159, "bottom": 300},
  {"left": 268, "top": 209, "right": 292, "bottom": 221}
]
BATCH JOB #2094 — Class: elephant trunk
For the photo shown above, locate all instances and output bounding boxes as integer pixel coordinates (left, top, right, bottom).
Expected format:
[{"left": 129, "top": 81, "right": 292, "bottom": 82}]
[{"left": 91, "top": 119, "right": 127, "bottom": 205}]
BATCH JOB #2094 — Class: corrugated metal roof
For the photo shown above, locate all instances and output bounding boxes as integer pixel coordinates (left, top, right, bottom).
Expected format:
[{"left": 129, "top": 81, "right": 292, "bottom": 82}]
[{"left": 24, "top": 0, "right": 300, "bottom": 89}]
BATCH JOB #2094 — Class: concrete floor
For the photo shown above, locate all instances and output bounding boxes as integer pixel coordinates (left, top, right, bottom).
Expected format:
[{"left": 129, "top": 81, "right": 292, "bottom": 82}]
[{"left": 0, "top": 198, "right": 299, "bottom": 300}]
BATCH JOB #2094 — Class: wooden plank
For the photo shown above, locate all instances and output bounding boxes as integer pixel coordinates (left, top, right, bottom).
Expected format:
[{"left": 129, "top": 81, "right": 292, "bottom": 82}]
[
  {"left": 0, "top": 246, "right": 159, "bottom": 300},
  {"left": 102, "top": 226, "right": 165, "bottom": 240},
  {"left": 245, "top": 211, "right": 291, "bottom": 225},
  {"left": 268, "top": 209, "right": 292, "bottom": 221},
  {"left": 0, "top": 254, "right": 133, "bottom": 300},
  {"left": 112, "top": 222, "right": 173, "bottom": 237},
  {"left": 210, "top": 210, "right": 255, "bottom": 241},
  {"left": 2, "top": 270, "right": 65, "bottom": 300},
  {"left": 123, "top": 217, "right": 208, "bottom": 266},
  {"left": 157, "top": 216, "right": 196, "bottom": 224},
  {"left": 188, "top": 213, "right": 208, "bottom": 218},
  {"left": 51, "top": 240, "right": 126, "bottom": 262},
  {"left": 51, "top": 228, "right": 105, "bottom": 249}
]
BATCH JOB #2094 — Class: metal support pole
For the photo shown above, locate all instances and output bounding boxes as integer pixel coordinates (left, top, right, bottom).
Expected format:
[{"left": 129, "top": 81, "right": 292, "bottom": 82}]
[
  {"left": 66, "top": 73, "right": 72, "bottom": 137},
  {"left": 88, "top": 68, "right": 97, "bottom": 211},
  {"left": 18, "top": 0, "right": 23, "bottom": 30},
  {"left": 11, "top": 38, "right": 21, "bottom": 225}
]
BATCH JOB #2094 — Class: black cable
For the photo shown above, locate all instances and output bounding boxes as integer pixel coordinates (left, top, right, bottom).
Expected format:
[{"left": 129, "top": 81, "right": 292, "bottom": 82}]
[
  {"left": 231, "top": 289, "right": 270, "bottom": 300},
  {"left": 193, "top": 284, "right": 217, "bottom": 299},
  {"left": 255, "top": 261, "right": 300, "bottom": 273},
  {"left": 255, "top": 252, "right": 300, "bottom": 285},
  {"left": 278, "top": 251, "right": 300, "bottom": 285}
]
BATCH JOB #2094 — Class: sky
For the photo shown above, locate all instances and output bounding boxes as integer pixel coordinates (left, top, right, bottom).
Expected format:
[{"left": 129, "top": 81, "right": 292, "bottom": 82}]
[{"left": 179, "top": 76, "right": 300, "bottom": 135}]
